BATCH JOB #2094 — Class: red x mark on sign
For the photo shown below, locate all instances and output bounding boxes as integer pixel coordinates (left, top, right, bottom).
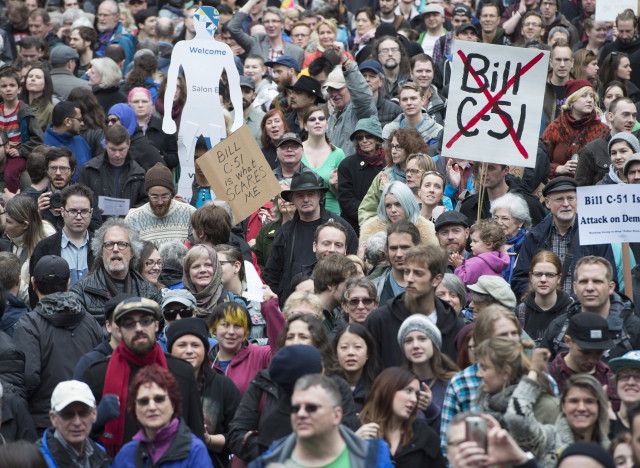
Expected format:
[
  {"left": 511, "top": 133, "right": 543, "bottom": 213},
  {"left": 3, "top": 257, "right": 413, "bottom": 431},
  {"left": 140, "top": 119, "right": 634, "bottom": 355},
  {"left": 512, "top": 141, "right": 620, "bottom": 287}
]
[{"left": 445, "top": 50, "right": 545, "bottom": 159}]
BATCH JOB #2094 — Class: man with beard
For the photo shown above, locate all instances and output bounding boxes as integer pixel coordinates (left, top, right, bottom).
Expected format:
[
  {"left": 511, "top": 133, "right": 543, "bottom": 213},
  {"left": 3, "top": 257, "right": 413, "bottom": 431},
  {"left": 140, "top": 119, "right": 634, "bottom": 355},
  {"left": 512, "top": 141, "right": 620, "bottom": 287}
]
[
  {"left": 313, "top": 253, "right": 357, "bottom": 333},
  {"left": 511, "top": 177, "right": 617, "bottom": 298},
  {"left": 434, "top": 211, "right": 471, "bottom": 272},
  {"left": 71, "top": 219, "right": 162, "bottom": 325},
  {"left": 377, "top": 0, "right": 411, "bottom": 30},
  {"left": 371, "top": 36, "right": 411, "bottom": 99},
  {"left": 125, "top": 162, "right": 196, "bottom": 248},
  {"left": 265, "top": 55, "right": 299, "bottom": 113},
  {"left": 80, "top": 296, "right": 203, "bottom": 456},
  {"left": 68, "top": 26, "right": 97, "bottom": 77},
  {"left": 232, "top": 76, "right": 265, "bottom": 143},
  {"left": 36, "top": 147, "right": 103, "bottom": 233},
  {"left": 94, "top": 0, "right": 136, "bottom": 69},
  {"left": 366, "top": 243, "right": 464, "bottom": 367},
  {"left": 49, "top": 45, "right": 91, "bottom": 100},
  {"left": 44, "top": 102, "right": 92, "bottom": 176},
  {"left": 285, "top": 76, "right": 324, "bottom": 137},
  {"left": 599, "top": 10, "right": 640, "bottom": 93}
]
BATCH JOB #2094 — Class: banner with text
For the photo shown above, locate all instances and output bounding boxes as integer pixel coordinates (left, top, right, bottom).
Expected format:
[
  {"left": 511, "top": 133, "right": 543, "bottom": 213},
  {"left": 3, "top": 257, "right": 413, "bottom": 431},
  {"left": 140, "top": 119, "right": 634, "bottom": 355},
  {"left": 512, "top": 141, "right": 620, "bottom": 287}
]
[
  {"left": 442, "top": 42, "right": 549, "bottom": 168},
  {"left": 196, "top": 125, "right": 281, "bottom": 224},
  {"left": 577, "top": 184, "right": 640, "bottom": 245},
  {"left": 595, "top": 0, "right": 636, "bottom": 21}
]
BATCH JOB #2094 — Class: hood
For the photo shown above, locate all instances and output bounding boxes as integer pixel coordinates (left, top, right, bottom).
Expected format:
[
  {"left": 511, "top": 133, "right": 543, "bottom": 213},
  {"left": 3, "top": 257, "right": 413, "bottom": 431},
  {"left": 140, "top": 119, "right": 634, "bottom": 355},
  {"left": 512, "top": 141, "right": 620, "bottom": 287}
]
[
  {"left": 36, "top": 292, "right": 85, "bottom": 329},
  {"left": 45, "top": 125, "right": 74, "bottom": 143},
  {"left": 524, "top": 289, "right": 574, "bottom": 315},
  {"left": 568, "top": 292, "right": 633, "bottom": 331},
  {"left": 474, "top": 251, "right": 510, "bottom": 273},
  {"left": 428, "top": 84, "right": 446, "bottom": 111},
  {"left": 107, "top": 103, "right": 137, "bottom": 136}
]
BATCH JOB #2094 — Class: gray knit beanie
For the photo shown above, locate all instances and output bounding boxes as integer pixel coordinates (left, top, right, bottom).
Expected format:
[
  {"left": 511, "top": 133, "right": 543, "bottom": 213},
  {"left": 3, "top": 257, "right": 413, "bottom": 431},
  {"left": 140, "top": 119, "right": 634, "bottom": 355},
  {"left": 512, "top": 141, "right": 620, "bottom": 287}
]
[
  {"left": 397, "top": 314, "right": 442, "bottom": 351},
  {"left": 608, "top": 131, "right": 640, "bottom": 154}
]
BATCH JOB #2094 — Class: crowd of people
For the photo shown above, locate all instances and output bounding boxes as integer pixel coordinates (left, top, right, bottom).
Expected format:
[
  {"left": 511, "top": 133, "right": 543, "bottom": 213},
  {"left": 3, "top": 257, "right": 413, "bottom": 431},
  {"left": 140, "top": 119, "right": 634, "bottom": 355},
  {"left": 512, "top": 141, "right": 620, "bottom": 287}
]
[{"left": 0, "top": 0, "right": 639, "bottom": 466}]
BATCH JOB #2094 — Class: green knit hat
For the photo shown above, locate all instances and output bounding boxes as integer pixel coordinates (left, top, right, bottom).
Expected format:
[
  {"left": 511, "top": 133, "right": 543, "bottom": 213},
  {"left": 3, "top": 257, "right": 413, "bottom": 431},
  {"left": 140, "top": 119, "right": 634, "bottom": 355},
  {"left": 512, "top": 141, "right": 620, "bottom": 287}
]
[{"left": 350, "top": 118, "right": 383, "bottom": 141}]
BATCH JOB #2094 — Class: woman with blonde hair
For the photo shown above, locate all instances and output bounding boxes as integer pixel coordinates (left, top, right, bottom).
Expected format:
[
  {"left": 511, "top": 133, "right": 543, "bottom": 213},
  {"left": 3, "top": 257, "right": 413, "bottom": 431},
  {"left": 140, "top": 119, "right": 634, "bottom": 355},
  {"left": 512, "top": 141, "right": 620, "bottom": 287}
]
[
  {"left": 302, "top": 19, "right": 354, "bottom": 68},
  {"left": 542, "top": 79, "right": 609, "bottom": 178},
  {"left": 282, "top": 291, "right": 323, "bottom": 319},
  {"left": 87, "top": 57, "right": 127, "bottom": 114}
]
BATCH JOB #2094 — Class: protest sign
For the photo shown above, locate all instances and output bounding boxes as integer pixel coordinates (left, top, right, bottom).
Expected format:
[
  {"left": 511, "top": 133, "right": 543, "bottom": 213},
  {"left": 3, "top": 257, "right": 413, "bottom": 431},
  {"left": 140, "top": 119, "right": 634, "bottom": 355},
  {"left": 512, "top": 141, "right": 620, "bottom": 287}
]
[
  {"left": 442, "top": 42, "right": 549, "bottom": 168},
  {"left": 576, "top": 184, "right": 640, "bottom": 245},
  {"left": 595, "top": 0, "right": 636, "bottom": 21},
  {"left": 196, "top": 125, "right": 281, "bottom": 224}
]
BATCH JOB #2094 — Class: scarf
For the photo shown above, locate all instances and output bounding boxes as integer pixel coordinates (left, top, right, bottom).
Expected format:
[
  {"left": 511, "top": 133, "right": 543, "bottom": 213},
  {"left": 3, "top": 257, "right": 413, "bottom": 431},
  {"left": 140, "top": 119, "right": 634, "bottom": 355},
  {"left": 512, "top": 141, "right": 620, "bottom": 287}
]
[
  {"left": 182, "top": 244, "right": 224, "bottom": 317},
  {"left": 389, "top": 165, "right": 406, "bottom": 183},
  {"left": 358, "top": 147, "right": 386, "bottom": 166},
  {"left": 155, "top": 97, "right": 184, "bottom": 129},
  {"left": 354, "top": 27, "right": 377, "bottom": 46},
  {"left": 503, "top": 228, "right": 527, "bottom": 282},
  {"left": 133, "top": 417, "right": 180, "bottom": 465},
  {"left": 562, "top": 109, "right": 601, "bottom": 129},
  {"left": 100, "top": 342, "right": 168, "bottom": 456},
  {"left": 103, "top": 268, "right": 132, "bottom": 297}
]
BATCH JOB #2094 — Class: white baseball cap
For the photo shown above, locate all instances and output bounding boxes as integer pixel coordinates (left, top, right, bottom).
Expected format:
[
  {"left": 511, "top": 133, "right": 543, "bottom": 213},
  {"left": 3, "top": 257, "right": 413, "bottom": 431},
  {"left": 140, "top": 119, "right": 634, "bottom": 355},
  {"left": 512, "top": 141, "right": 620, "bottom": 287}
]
[{"left": 51, "top": 380, "right": 96, "bottom": 412}]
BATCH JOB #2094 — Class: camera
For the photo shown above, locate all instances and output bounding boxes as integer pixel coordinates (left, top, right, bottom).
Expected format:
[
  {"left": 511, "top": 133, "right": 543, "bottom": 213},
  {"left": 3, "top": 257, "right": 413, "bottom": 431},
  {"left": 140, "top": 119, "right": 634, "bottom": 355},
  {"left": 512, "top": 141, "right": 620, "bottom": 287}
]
[{"left": 50, "top": 190, "right": 63, "bottom": 209}]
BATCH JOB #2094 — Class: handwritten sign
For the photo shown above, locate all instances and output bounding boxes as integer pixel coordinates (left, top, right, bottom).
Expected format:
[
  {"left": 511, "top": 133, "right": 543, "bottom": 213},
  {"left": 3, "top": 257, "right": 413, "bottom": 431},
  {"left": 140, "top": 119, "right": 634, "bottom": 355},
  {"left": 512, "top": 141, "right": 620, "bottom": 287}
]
[
  {"left": 442, "top": 42, "right": 548, "bottom": 168},
  {"left": 595, "top": 0, "right": 636, "bottom": 21},
  {"left": 577, "top": 184, "right": 640, "bottom": 245},
  {"left": 196, "top": 125, "right": 281, "bottom": 224}
]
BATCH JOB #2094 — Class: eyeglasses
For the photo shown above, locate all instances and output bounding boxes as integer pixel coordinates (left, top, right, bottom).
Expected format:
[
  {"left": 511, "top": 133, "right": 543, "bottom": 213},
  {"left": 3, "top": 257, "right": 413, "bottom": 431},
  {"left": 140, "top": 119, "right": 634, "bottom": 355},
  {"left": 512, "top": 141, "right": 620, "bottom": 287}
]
[
  {"left": 547, "top": 195, "right": 576, "bottom": 203},
  {"left": 69, "top": 116, "right": 84, "bottom": 123},
  {"left": 106, "top": 117, "right": 120, "bottom": 124},
  {"left": 291, "top": 403, "right": 322, "bottom": 414},
  {"left": 379, "top": 47, "right": 400, "bottom": 54},
  {"left": 355, "top": 134, "right": 374, "bottom": 141},
  {"left": 163, "top": 307, "right": 194, "bottom": 320},
  {"left": 531, "top": 272, "right": 559, "bottom": 278},
  {"left": 346, "top": 297, "right": 375, "bottom": 307},
  {"left": 135, "top": 394, "right": 169, "bottom": 406},
  {"left": 279, "top": 144, "right": 300, "bottom": 151},
  {"left": 307, "top": 116, "right": 326, "bottom": 122},
  {"left": 119, "top": 316, "right": 155, "bottom": 330},
  {"left": 149, "top": 194, "right": 172, "bottom": 202},
  {"left": 618, "top": 373, "right": 640, "bottom": 382},
  {"left": 64, "top": 208, "right": 92, "bottom": 218},
  {"left": 103, "top": 241, "right": 130, "bottom": 250},
  {"left": 144, "top": 259, "right": 164, "bottom": 268},
  {"left": 390, "top": 144, "right": 402, "bottom": 150},
  {"left": 493, "top": 216, "right": 513, "bottom": 223},
  {"left": 48, "top": 165, "right": 71, "bottom": 174},
  {"left": 406, "top": 168, "right": 425, "bottom": 176},
  {"left": 57, "top": 408, "right": 94, "bottom": 420}
]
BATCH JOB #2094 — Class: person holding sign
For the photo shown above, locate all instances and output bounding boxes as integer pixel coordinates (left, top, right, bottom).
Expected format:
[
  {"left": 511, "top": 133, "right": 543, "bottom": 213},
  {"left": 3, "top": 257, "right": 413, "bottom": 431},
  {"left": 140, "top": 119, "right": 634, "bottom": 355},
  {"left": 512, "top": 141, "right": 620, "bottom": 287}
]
[{"left": 542, "top": 79, "right": 609, "bottom": 179}]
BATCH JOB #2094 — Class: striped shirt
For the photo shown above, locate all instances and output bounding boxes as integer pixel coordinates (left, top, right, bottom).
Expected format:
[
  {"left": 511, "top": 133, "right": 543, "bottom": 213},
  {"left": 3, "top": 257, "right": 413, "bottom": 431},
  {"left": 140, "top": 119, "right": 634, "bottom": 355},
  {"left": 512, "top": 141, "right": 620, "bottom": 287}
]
[{"left": 0, "top": 102, "right": 21, "bottom": 144}]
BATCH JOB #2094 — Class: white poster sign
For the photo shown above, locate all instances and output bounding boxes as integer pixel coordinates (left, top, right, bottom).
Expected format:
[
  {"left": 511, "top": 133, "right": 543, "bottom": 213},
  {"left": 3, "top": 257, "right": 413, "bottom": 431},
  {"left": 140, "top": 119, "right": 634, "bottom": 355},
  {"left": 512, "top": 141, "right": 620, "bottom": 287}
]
[
  {"left": 98, "top": 196, "right": 130, "bottom": 216},
  {"left": 576, "top": 185, "right": 640, "bottom": 245},
  {"left": 162, "top": 6, "right": 243, "bottom": 203},
  {"left": 595, "top": 0, "right": 636, "bottom": 21},
  {"left": 441, "top": 42, "right": 549, "bottom": 168}
]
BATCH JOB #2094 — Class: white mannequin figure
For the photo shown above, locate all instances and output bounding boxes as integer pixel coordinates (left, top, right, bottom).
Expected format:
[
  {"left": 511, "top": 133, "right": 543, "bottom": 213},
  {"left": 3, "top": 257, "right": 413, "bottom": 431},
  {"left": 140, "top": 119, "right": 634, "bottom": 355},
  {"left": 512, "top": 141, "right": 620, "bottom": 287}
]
[{"left": 162, "top": 6, "right": 243, "bottom": 201}]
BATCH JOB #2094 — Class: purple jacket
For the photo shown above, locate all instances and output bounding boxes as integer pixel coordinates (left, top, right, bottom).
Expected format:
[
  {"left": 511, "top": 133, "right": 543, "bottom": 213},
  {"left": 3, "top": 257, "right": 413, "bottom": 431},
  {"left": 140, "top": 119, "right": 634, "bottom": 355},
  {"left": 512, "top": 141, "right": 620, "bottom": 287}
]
[{"left": 455, "top": 251, "right": 510, "bottom": 287}]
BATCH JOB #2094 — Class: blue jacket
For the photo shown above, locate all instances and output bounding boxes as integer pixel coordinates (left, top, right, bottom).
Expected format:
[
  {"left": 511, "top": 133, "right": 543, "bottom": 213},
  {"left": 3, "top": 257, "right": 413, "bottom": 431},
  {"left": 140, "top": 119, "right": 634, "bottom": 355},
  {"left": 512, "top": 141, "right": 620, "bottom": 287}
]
[
  {"left": 511, "top": 215, "right": 618, "bottom": 298},
  {"left": 38, "top": 427, "right": 110, "bottom": 468},
  {"left": 44, "top": 125, "right": 93, "bottom": 180},
  {"left": 0, "top": 292, "right": 29, "bottom": 337},
  {"left": 248, "top": 425, "right": 393, "bottom": 468}
]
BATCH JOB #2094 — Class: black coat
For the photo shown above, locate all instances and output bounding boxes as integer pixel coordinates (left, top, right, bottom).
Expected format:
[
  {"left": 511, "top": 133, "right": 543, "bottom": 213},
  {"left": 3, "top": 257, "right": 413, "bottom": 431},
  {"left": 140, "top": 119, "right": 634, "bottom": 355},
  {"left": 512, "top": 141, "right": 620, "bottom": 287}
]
[
  {"left": 1, "top": 391, "right": 37, "bottom": 443},
  {"left": 365, "top": 294, "right": 465, "bottom": 367},
  {"left": 144, "top": 115, "right": 179, "bottom": 169},
  {"left": 0, "top": 330, "right": 26, "bottom": 400},
  {"left": 393, "top": 419, "right": 446, "bottom": 468},
  {"left": 69, "top": 267, "right": 162, "bottom": 325},
  {"left": 337, "top": 153, "right": 384, "bottom": 233},
  {"left": 94, "top": 86, "right": 127, "bottom": 115},
  {"left": 129, "top": 128, "right": 165, "bottom": 171},
  {"left": 82, "top": 353, "right": 204, "bottom": 445},
  {"left": 13, "top": 293, "right": 103, "bottom": 430}
]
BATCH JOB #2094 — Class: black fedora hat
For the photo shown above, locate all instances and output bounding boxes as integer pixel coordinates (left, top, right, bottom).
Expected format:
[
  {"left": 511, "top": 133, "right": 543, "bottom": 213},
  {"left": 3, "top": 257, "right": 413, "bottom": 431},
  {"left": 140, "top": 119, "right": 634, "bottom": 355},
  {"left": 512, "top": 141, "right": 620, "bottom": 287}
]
[
  {"left": 286, "top": 76, "right": 325, "bottom": 103},
  {"left": 280, "top": 172, "right": 328, "bottom": 202}
]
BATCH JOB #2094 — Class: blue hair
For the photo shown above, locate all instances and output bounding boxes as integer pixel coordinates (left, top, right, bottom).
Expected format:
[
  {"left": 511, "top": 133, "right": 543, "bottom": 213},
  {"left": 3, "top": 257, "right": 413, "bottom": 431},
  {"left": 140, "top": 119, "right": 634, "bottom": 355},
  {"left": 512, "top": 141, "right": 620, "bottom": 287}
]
[{"left": 377, "top": 181, "right": 420, "bottom": 224}]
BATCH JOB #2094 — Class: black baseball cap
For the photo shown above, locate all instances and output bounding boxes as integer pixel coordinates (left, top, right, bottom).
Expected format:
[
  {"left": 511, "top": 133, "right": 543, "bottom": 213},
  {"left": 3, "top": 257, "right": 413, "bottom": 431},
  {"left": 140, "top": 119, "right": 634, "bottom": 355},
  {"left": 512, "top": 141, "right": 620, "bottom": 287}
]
[
  {"left": 566, "top": 312, "right": 614, "bottom": 351},
  {"left": 33, "top": 255, "right": 70, "bottom": 284}
]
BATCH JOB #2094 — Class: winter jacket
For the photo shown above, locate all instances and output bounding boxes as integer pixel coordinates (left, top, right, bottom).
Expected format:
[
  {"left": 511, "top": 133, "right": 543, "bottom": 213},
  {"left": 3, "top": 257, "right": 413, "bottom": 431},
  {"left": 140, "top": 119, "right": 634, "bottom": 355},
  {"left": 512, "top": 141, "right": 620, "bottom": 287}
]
[
  {"left": 359, "top": 216, "right": 438, "bottom": 251},
  {"left": 599, "top": 36, "right": 640, "bottom": 91},
  {"left": 0, "top": 292, "right": 29, "bottom": 337},
  {"left": 82, "top": 353, "right": 204, "bottom": 444},
  {"left": 44, "top": 125, "right": 92, "bottom": 176},
  {"left": 144, "top": 115, "right": 179, "bottom": 169},
  {"left": 328, "top": 60, "right": 377, "bottom": 156},
  {"left": 427, "top": 85, "right": 447, "bottom": 126},
  {"left": 376, "top": 93, "right": 402, "bottom": 129},
  {"left": 128, "top": 127, "right": 165, "bottom": 171},
  {"left": 38, "top": 427, "right": 111, "bottom": 468},
  {"left": 82, "top": 127, "right": 106, "bottom": 159},
  {"left": 112, "top": 419, "right": 212, "bottom": 468},
  {"left": 382, "top": 110, "right": 443, "bottom": 142},
  {"left": 575, "top": 135, "right": 611, "bottom": 186},
  {"left": 227, "top": 11, "right": 304, "bottom": 67},
  {"left": 511, "top": 215, "right": 617, "bottom": 298},
  {"left": 264, "top": 208, "right": 358, "bottom": 301},
  {"left": 248, "top": 425, "right": 393, "bottom": 468},
  {"left": 0, "top": 329, "right": 26, "bottom": 399},
  {"left": 13, "top": 293, "right": 103, "bottom": 430},
  {"left": 94, "top": 86, "right": 128, "bottom": 115},
  {"left": 455, "top": 251, "right": 510, "bottom": 287},
  {"left": 228, "top": 369, "right": 361, "bottom": 463},
  {"left": 518, "top": 290, "right": 573, "bottom": 345},
  {"left": 78, "top": 154, "right": 148, "bottom": 211},
  {"left": 1, "top": 391, "right": 37, "bottom": 443},
  {"left": 393, "top": 419, "right": 447, "bottom": 468},
  {"left": 337, "top": 153, "right": 384, "bottom": 233},
  {"left": 539, "top": 293, "right": 640, "bottom": 361},
  {"left": 365, "top": 294, "right": 465, "bottom": 367},
  {"left": 73, "top": 340, "right": 113, "bottom": 381},
  {"left": 252, "top": 219, "right": 282, "bottom": 271},
  {"left": 458, "top": 174, "right": 547, "bottom": 227},
  {"left": 14, "top": 101, "right": 44, "bottom": 159},
  {"left": 370, "top": 267, "right": 396, "bottom": 306},
  {"left": 70, "top": 267, "right": 162, "bottom": 325},
  {"left": 50, "top": 68, "right": 91, "bottom": 100}
]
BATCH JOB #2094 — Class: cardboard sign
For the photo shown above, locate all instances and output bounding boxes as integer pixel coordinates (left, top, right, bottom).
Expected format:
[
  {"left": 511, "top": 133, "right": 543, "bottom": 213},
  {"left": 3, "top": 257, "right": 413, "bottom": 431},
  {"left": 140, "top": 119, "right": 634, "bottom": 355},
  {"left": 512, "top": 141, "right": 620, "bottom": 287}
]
[
  {"left": 196, "top": 125, "right": 281, "bottom": 224},
  {"left": 442, "top": 42, "right": 549, "bottom": 169},
  {"left": 576, "top": 184, "right": 640, "bottom": 245},
  {"left": 595, "top": 0, "right": 636, "bottom": 21}
]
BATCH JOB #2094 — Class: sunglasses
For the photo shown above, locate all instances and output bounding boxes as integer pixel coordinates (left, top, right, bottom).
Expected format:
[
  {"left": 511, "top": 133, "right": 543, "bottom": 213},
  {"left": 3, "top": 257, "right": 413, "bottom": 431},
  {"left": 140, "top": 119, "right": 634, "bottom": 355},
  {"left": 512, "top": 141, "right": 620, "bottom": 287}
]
[
  {"left": 291, "top": 403, "right": 322, "bottom": 414},
  {"left": 106, "top": 117, "right": 119, "bottom": 125},
  {"left": 346, "top": 298, "right": 375, "bottom": 307},
  {"left": 135, "top": 394, "right": 169, "bottom": 406},
  {"left": 307, "top": 116, "right": 326, "bottom": 122},
  {"left": 163, "top": 307, "right": 194, "bottom": 320}
]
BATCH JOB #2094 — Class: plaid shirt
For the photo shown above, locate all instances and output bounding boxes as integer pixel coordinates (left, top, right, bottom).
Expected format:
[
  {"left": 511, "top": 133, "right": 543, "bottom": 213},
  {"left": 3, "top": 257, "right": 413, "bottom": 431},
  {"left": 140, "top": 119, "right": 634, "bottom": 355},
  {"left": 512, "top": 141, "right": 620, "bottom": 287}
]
[{"left": 550, "top": 223, "right": 575, "bottom": 294}]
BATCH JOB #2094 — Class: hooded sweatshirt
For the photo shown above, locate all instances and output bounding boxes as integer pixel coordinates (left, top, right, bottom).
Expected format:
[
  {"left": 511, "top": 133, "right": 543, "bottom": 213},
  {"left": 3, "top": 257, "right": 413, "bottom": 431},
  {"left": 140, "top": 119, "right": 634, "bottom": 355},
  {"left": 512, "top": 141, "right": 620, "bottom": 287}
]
[
  {"left": 44, "top": 125, "right": 92, "bottom": 179},
  {"left": 520, "top": 290, "right": 574, "bottom": 345},
  {"left": 454, "top": 251, "right": 510, "bottom": 287}
]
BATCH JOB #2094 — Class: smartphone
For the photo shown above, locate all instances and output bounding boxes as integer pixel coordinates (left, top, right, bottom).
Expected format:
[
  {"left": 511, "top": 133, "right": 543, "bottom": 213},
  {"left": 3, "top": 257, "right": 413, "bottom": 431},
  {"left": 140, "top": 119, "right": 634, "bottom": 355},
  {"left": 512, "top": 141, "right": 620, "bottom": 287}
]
[{"left": 465, "top": 416, "right": 487, "bottom": 451}]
